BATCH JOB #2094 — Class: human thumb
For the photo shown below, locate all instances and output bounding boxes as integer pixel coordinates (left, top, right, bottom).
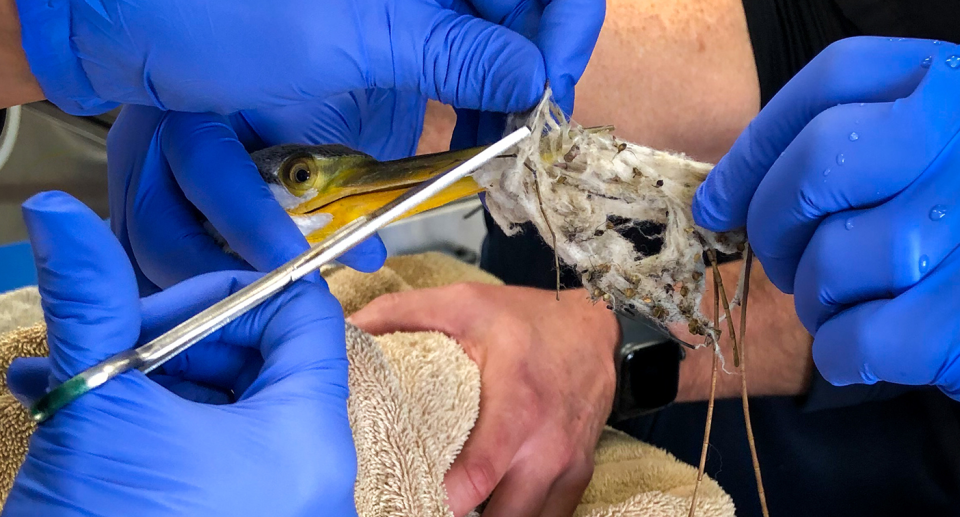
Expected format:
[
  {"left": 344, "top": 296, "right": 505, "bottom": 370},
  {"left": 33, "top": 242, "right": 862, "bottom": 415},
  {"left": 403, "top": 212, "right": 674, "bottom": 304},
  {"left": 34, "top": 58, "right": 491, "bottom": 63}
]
[
  {"left": 416, "top": 10, "right": 546, "bottom": 112},
  {"left": 22, "top": 192, "right": 141, "bottom": 383},
  {"left": 7, "top": 357, "right": 51, "bottom": 406}
]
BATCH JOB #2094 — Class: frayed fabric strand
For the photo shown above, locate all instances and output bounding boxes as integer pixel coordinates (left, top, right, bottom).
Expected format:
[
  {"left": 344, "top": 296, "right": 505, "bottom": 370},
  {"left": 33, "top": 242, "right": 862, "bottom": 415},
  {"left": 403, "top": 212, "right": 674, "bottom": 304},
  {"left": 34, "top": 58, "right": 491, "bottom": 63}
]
[{"left": 474, "top": 91, "right": 744, "bottom": 339}]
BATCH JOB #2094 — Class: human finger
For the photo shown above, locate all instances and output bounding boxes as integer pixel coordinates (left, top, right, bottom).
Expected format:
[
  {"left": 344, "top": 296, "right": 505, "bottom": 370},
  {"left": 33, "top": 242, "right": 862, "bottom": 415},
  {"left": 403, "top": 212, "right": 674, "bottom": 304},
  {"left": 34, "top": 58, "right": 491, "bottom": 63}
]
[
  {"left": 148, "top": 375, "right": 234, "bottom": 404},
  {"left": 693, "top": 37, "right": 940, "bottom": 232},
  {"left": 226, "top": 281, "right": 348, "bottom": 397},
  {"left": 536, "top": 0, "right": 605, "bottom": 113},
  {"left": 536, "top": 455, "right": 594, "bottom": 517},
  {"left": 348, "top": 286, "right": 466, "bottom": 336},
  {"left": 160, "top": 112, "right": 316, "bottom": 279},
  {"left": 444, "top": 387, "right": 531, "bottom": 516},
  {"left": 746, "top": 51, "right": 960, "bottom": 292},
  {"left": 479, "top": 464, "right": 551, "bottom": 517},
  {"left": 21, "top": 192, "right": 141, "bottom": 382},
  {"left": 117, "top": 111, "right": 249, "bottom": 289},
  {"left": 398, "top": 8, "right": 546, "bottom": 112},
  {"left": 794, "top": 135, "right": 960, "bottom": 333},
  {"left": 812, "top": 246, "right": 960, "bottom": 392},
  {"left": 7, "top": 357, "right": 52, "bottom": 405}
]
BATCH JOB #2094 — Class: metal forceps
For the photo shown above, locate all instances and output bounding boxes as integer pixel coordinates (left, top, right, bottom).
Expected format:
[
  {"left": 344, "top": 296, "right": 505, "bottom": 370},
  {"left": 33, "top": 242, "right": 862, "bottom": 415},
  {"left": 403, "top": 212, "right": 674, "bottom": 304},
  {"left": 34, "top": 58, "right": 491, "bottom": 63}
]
[{"left": 29, "top": 127, "right": 531, "bottom": 423}]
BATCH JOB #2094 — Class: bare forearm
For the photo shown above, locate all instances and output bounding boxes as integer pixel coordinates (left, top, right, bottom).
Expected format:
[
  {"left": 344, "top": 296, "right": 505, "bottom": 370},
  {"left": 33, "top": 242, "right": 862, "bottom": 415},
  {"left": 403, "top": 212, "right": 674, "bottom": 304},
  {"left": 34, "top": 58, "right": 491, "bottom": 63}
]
[
  {"left": 0, "top": 0, "right": 43, "bottom": 108},
  {"left": 671, "top": 261, "right": 814, "bottom": 402},
  {"left": 572, "top": 0, "right": 759, "bottom": 163}
]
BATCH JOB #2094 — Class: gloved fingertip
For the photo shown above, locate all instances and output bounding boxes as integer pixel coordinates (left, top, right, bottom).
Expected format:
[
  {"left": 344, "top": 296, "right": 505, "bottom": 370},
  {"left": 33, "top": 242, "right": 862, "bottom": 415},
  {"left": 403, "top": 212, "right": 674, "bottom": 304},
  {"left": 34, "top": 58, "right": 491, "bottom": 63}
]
[
  {"left": 690, "top": 184, "right": 728, "bottom": 232},
  {"left": 151, "top": 375, "right": 234, "bottom": 405},
  {"left": 549, "top": 74, "right": 576, "bottom": 116},
  {"left": 811, "top": 307, "right": 882, "bottom": 387},
  {"left": 21, "top": 192, "right": 108, "bottom": 249},
  {"left": 21, "top": 191, "right": 141, "bottom": 381},
  {"left": 303, "top": 270, "right": 324, "bottom": 285},
  {"left": 337, "top": 235, "right": 387, "bottom": 273},
  {"left": 772, "top": 272, "right": 795, "bottom": 295},
  {"left": 480, "top": 41, "right": 545, "bottom": 112},
  {"left": 514, "top": 60, "right": 548, "bottom": 112},
  {"left": 451, "top": 109, "right": 480, "bottom": 151},
  {"left": 691, "top": 153, "right": 752, "bottom": 233},
  {"left": 21, "top": 191, "right": 117, "bottom": 263},
  {"left": 21, "top": 190, "right": 85, "bottom": 214},
  {"left": 7, "top": 357, "right": 52, "bottom": 406},
  {"left": 746, "top": 251, "right": 796, "bottom": 295},
  {"left": 429, "top": 15, "right": 545, "bottom": 112}
]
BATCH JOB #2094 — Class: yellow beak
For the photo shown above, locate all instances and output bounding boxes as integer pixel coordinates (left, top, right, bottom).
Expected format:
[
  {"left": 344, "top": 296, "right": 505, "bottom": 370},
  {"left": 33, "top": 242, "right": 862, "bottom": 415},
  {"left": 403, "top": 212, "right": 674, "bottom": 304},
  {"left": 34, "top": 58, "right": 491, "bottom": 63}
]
[{"left": 290, "top": 146, "right": 488, "bottom": 243}]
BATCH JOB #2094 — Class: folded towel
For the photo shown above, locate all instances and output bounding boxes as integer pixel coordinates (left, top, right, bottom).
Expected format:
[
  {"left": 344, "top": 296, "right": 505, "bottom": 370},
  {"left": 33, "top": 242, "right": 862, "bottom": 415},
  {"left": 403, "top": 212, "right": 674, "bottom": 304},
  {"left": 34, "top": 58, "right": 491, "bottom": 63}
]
[{"left": 0, "top": 252, "right": 734, "bottom": 517}]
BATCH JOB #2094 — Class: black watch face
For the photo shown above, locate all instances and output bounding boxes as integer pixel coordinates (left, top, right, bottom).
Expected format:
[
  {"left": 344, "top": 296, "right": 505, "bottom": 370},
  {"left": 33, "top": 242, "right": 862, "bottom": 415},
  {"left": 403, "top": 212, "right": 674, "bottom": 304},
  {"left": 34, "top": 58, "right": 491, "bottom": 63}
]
[{"left": 615, "top": 340, "right": 681, "bottom": 420}]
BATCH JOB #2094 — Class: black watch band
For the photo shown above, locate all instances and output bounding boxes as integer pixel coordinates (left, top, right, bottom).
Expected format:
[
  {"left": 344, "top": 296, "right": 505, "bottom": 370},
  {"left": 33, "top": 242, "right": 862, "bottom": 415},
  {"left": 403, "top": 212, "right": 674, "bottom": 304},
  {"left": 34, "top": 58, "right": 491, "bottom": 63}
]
[{"left": 608, "top": 309, "right": 685, "bottom": 423}]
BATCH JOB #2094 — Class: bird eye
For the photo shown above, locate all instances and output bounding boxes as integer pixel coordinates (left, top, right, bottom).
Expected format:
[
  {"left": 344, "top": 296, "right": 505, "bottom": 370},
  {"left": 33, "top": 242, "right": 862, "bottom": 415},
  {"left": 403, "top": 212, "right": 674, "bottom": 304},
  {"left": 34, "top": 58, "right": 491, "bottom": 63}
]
[
  {"left": 281, "top": 158, "right": 317, "bottom": 193},
  {"left": 294, "top": 167, "right": 311, "bottom": 183}
]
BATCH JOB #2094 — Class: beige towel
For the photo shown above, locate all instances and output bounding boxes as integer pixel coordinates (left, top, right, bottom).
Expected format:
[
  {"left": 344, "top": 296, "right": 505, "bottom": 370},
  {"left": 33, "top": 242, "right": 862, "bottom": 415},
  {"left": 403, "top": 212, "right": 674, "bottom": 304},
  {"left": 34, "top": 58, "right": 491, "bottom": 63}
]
[{"left": 0, "top": 252, "right": 734, "bottom": 517}]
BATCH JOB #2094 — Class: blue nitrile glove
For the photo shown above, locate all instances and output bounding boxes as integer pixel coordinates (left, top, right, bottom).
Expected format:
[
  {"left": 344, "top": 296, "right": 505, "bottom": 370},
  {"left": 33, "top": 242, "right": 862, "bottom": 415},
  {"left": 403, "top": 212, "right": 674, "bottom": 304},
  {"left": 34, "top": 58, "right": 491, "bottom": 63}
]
[
  {"left": 3, "top": 191, "right": 357, "bottom": 517},
  {"left": 107, "top": 90, "right": 424, "bottom": 294},
  {"left": 451, "top": 0, "right": 605, "bottom": 150},
  {"left": 692, "top": 36, "right": 960, "bottom": 397},
  {"left": 16, "top": 0, "right": 550, "bottom": 116}
]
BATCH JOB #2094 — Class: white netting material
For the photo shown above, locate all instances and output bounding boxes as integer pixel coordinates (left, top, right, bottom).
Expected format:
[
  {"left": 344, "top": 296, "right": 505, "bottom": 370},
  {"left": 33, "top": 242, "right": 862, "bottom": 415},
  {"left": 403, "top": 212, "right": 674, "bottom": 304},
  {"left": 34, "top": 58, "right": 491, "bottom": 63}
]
[{"left": 474, "top": 93, "right": 744, "bottom": 338}]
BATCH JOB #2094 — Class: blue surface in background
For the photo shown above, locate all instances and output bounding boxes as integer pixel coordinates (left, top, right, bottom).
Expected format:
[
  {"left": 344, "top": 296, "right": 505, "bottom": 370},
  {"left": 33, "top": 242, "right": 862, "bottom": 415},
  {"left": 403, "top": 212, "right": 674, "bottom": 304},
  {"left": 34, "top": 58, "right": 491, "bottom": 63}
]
[{"left": 0, "top": 240, "right": 37, "bottom": 293}]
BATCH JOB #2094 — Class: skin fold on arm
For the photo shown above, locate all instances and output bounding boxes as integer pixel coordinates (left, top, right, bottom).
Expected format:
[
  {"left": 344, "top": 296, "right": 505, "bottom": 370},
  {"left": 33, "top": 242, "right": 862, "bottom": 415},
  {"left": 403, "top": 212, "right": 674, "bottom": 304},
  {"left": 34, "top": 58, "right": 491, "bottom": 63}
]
[
  {"left": 0, "top": 0, "right": 43, "bottom": 108},
  {"left": 417, "top": 0, "right": 813, "bottom": 402}
]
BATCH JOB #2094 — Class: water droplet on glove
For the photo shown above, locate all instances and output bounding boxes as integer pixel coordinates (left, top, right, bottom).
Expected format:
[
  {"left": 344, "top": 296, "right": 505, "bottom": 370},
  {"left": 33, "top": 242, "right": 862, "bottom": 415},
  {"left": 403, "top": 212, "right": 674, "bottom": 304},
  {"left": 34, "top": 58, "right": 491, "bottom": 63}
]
[{"left": 929, "top": 205, "right": 948, "bottom": 221}]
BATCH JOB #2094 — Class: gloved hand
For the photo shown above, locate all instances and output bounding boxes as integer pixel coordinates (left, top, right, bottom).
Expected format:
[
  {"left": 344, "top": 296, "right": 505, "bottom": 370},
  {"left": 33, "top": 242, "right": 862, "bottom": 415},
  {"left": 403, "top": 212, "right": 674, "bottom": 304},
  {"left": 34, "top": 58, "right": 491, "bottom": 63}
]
[
  {"left": 451, "top": 0, "right": 605, "bottom": 149},
  {"left": 692, "top": 36, "right": 960, "bottom": 397},
  {"left": 108, "top": 90, "right": 420, "bottom": 294},
  {"left": 16, "top": 0, "right": 548, "bottom": 116},
  {"left": 3, "top": 191, "right": 357, "bottom": 517}
]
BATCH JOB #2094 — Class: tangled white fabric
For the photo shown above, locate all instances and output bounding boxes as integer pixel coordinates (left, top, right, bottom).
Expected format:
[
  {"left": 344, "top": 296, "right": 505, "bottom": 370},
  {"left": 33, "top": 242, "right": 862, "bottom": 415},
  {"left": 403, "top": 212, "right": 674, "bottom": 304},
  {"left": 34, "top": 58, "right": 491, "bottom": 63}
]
[{"left": 475, "top": 93, "right": 744, "bottom": 338}]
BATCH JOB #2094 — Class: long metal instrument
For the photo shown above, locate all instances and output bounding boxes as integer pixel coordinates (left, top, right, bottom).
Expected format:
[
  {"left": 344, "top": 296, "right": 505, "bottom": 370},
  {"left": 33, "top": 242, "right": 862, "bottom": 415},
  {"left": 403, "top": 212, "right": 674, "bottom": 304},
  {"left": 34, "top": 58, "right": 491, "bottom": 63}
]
[{"left": 29, "top": 127, "right": 531, "bottom": 423}]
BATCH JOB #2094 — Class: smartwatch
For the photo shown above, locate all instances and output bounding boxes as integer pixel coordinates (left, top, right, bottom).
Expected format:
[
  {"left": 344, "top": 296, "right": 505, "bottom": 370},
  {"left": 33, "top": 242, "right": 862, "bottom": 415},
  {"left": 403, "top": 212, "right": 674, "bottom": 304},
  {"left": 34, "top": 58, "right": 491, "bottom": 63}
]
[{"left": 608, "top": 308, "right": 686, "bottom": 422}]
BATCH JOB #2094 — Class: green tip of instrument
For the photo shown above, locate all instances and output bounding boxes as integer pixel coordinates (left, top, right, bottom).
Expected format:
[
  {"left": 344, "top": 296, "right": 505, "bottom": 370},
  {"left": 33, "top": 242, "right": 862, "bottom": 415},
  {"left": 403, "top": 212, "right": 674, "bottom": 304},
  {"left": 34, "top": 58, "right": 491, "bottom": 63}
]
[{"left": 30, "top": 376, "right": 92, "bottom": 424}]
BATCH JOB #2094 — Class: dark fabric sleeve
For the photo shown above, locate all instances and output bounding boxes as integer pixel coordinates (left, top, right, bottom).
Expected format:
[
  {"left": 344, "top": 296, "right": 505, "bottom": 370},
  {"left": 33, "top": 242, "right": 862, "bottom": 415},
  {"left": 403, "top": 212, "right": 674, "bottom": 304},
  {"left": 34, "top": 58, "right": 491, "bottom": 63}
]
[
  {"left": 741, "top": 0, "right": 861, "bottom": 106},
  {"left": 744, "top": 0, "right": 960, "bottom": 107},
  {"left": 833, "top": 0, "right": 960, "bottom": 43},
  {"left": 800, "top": 369, "right": 937, "bottom": 412}
]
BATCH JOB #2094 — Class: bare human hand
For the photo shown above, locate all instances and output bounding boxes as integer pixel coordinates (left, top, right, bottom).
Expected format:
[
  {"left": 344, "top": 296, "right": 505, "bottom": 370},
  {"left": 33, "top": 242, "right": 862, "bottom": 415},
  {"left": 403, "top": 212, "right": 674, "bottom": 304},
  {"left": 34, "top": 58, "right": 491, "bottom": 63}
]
[{"left": 349, "top": 283, "right": 619, "bottom": 517}]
